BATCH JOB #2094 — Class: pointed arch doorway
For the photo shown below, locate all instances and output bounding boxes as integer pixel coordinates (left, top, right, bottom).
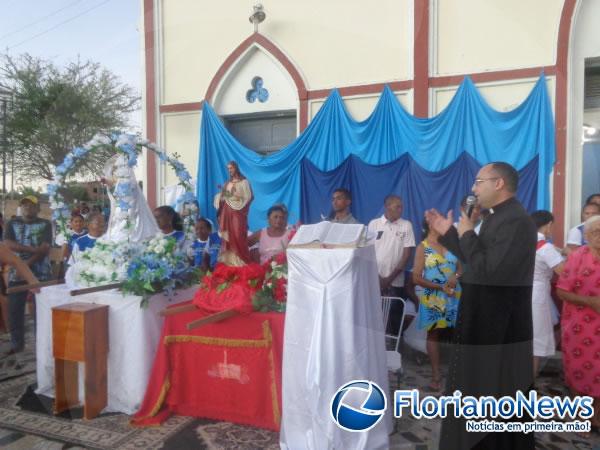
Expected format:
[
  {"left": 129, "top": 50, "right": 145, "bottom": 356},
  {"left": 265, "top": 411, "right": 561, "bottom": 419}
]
[{"left": 205, "top": 35, "right": 307, "bottom": 155}]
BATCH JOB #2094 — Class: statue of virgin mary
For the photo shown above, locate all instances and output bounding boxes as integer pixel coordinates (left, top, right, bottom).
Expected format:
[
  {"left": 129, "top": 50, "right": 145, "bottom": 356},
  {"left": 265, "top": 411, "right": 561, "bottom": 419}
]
[
  {"left": 64, "top": 154, "right": 159, "bottom": 288},
  {"left": 102, "top": 154, "right": 159, "bottom": 243}
]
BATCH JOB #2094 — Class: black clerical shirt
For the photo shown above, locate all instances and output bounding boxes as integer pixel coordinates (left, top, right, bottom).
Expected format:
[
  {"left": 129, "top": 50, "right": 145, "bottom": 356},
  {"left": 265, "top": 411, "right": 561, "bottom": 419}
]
[{"left": 440, "top": 196, "right": 536, "bottom": 287}]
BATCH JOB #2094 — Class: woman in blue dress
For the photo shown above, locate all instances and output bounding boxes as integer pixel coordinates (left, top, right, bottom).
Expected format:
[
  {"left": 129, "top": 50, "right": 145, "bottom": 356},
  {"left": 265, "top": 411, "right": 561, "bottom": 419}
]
[{"left": 413, "top": 220, "right": 462, "bottom": 391}]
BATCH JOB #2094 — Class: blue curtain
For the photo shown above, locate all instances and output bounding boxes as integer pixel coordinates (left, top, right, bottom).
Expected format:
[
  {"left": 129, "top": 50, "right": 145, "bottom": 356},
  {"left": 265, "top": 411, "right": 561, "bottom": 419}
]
[
  {"left": 301, "top": 153, "right": 538, "bottom": 242},
  {"left": 197, "top": 74, "right": 554, "bottom": 231}
]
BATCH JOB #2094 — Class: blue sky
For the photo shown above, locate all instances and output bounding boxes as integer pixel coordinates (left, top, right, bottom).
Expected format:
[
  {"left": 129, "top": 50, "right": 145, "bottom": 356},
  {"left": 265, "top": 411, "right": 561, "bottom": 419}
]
[{"left": 0, "top": 0, "right": 142, "bottom": 127}]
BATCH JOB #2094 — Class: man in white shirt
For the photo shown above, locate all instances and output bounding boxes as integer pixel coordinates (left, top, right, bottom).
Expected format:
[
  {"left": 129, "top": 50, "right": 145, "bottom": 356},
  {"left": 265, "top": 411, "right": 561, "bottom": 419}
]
[
  {"left": 368, "top": 195, "right": 416, "bottom": 334},
  {"left": 566, "top": 202, "right": 600, "bottom": 252}
]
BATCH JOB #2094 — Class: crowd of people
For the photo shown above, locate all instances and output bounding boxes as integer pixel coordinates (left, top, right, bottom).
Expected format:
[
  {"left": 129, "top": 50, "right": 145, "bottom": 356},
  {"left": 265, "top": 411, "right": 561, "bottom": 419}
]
[{"left": 1, "top": 159, "right": 600, "bottom": 447}]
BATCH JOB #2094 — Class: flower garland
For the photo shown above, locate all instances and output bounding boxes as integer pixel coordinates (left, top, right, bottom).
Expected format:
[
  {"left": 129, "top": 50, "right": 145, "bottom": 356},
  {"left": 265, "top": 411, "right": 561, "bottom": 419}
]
[
  {"left": 71, "top": 239, "right": 140, "bottom": 286},
  {"left": 47, "top": 132, "right": 197, "bottom": 245}
]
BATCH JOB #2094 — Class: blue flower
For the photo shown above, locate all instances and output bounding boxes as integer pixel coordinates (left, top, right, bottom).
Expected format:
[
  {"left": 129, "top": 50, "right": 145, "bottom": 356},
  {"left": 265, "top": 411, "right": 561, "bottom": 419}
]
[
  {"left": 176, "top": 170, "right": 192, "bottom": 182},
  {"left": 63, "top": 155, "right": 74, "bottom": 167},
  {"left": 115, "top": 182, "right": 132, "bottom": 197},
  {"left": 55, "top": 164, "right": 67, "bottom": 175},
  {"left": 178, "top": 191, "right": 196, "bottom": 204},
  {"left": 119, "top": 143, "right": 135, "bottom": 153},
  {"left": 127, "top": 155, "right": 138, "bottom": 167},
  {"left": 47, "top": 184, "right": 58, "bottom": 195},
  {"left": 118, "top": 200, "right": 130, "bottom": 211},
  {"left": 51, "top": 207, "right": 69, "bottom": 220},
  {"left": 72, "top": 147, "right": 87, "bottom": 157},
  {"left": 158, "top": 152, "right": 168, "bottom": 162},
  {"left": 127, "top": 262, "right": 140, "bottom": 277}
]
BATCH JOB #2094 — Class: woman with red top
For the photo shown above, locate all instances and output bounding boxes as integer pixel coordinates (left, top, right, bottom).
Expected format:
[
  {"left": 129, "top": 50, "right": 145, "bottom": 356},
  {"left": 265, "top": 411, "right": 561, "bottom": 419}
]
[
  {"left": 556, "top": 215, "right": 600, "bottom": 430},
  {"left": 214, "top": 161, "right": 253, "bottom": 266}
]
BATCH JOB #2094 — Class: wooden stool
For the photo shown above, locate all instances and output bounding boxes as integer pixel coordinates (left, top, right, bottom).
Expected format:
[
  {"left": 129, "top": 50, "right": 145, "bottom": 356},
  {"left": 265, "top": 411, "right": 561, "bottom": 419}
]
[{"left": 52, "top": 303, "right": 109, "bottom": 419}]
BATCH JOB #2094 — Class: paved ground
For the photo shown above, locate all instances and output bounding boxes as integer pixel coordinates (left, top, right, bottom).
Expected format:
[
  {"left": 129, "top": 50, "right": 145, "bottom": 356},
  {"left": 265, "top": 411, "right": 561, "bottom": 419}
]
[{"left": 0, "top": 321, "right": 598, "bottom": 449}]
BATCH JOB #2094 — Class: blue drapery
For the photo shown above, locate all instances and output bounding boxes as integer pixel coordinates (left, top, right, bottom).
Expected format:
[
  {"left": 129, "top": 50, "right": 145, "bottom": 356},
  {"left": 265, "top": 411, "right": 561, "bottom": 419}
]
[
  {"left": 301, "top": 153, "right": 538, "bottom": 241},
  {"left": 197, "top": 75, "right": 554, "bottom": 230}
]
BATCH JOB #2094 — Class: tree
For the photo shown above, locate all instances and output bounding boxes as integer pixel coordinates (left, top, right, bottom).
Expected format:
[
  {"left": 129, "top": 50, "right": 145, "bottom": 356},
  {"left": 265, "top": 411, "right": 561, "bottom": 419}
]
[{"left": 0, "top": 53, "right": 140, "bottom": 183}]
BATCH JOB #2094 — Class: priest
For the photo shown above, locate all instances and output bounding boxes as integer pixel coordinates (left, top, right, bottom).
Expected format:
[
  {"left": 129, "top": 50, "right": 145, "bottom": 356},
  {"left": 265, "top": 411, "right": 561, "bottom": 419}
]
[{"left": 426, "top": 162, "right": 536, "bottom": 450}]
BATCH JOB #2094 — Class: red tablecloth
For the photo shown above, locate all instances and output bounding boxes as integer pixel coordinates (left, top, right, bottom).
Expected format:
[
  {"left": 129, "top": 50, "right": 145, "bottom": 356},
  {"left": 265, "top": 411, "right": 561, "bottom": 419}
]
[{"left": 131, "top": 301, "right": 284, "bottom": 431}]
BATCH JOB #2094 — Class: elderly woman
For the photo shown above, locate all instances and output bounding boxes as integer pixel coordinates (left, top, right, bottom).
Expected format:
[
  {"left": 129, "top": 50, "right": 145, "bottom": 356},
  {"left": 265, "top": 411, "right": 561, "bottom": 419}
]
[
  {"left": 557, "top": 215, "right": 600, "bottom": 429},
  {"left": 248, "top": 204, "right": 291, "bottom": 264}
]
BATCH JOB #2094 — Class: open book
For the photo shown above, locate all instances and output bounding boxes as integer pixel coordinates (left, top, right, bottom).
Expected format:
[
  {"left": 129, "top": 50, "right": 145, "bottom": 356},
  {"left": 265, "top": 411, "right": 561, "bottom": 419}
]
[{"left": 288, "top": 222, "right": 365, "bottom": 248}]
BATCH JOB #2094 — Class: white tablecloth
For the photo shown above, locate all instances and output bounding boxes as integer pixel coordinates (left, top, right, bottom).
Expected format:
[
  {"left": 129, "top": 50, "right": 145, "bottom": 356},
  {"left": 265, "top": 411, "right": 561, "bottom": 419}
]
[
  {"left": 36, "top": 285, "right": 197, "bottom": 414},
  {"left": 280, "top": 245, "right": 392, "bottom": 450}
]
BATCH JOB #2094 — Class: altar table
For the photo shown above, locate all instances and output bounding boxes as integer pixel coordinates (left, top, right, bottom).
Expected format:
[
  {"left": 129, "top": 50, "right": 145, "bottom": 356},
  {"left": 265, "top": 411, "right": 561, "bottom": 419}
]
[
  {"left": 132, "top": 303, "right": 284, "bottom": 431},
  {"left": 36, "top": 285, "right": 197, "bottom": 414}
]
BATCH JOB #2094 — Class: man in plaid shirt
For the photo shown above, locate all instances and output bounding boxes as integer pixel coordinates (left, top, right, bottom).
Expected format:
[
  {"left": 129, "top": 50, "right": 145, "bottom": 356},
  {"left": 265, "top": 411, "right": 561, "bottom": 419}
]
[{"left": 3, "top": 195, "right": 52, "bottom": 356}]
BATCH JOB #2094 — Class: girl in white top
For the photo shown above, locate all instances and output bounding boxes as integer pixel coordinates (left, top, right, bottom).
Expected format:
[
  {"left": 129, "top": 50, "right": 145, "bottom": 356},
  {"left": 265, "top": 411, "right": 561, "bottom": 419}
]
[{"left": 530, "top": 210, "right": 564, "bottom": 377}]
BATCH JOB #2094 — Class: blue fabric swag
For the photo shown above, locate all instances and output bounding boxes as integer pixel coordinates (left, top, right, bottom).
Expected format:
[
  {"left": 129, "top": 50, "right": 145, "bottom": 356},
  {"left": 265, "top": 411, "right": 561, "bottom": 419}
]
[{"left": 196, "top": 74, "right": 554, "bottom": 231}]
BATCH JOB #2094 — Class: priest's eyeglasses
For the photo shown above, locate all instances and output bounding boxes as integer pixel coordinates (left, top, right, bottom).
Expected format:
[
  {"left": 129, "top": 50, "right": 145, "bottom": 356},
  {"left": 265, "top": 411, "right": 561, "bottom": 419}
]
[{"left": 473, "top": 177, "right": 500, "bottom": 185}]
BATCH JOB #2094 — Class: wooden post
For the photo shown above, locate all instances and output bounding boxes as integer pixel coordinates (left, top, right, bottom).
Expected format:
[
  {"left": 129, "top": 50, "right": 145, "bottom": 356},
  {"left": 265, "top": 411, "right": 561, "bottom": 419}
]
[
  {"left": 5, "top": 279, "right": 65, "bottom": 295},
  {"left": 70, "top": 282, "right": 123, "bottom": 296},
  {"left": 160, "top": 303, "right": 197, "bottom": 316},
  {"left": 186, "top": 309, "right": 238, "bottom": 330}
]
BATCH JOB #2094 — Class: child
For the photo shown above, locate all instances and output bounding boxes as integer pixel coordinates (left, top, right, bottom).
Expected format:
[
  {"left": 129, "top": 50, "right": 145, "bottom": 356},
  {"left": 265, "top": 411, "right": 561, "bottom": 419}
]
[
  {"left": 62, "top": 213, "right": 87, "bottom": 261},
  {"left": 189, "top": 218, "right": 221, "bottom": 270},
  {"left": 70, "top": 213, "right": 106, "bottom": 264},
  {"left": 153, "top": 206, "right": 186, "bottom": 244}
]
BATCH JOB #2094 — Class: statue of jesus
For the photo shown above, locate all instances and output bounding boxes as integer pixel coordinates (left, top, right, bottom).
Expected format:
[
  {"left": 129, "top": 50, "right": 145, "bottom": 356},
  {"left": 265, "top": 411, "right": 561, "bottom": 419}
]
[{"left": 213, "top": 161, "right": 253, "bottom": 266}]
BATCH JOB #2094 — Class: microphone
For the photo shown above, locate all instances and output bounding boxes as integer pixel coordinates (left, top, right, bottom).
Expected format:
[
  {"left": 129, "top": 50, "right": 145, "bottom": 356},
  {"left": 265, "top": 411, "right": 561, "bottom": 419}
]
[{"left": 465, "top": 195, "right": 477, "bottom": 219}]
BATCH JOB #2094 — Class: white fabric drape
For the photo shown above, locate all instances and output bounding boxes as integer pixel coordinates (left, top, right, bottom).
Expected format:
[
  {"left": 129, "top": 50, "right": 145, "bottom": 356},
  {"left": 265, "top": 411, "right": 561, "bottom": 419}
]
[{"left": 280, "top": 245, "right": 392, "bottom": 450}]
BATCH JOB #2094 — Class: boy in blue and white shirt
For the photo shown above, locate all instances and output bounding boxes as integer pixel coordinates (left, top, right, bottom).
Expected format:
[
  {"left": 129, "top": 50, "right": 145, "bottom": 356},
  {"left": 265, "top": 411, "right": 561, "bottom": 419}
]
[
  {"left": 62, "top": 213, "right": 87, "bottom": 261},
  {"left": 70, "top": 213, "right": 105, "bottom": 264},
  {"left": 189, "top": 218, "right": 220, "bottom": 270}
]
